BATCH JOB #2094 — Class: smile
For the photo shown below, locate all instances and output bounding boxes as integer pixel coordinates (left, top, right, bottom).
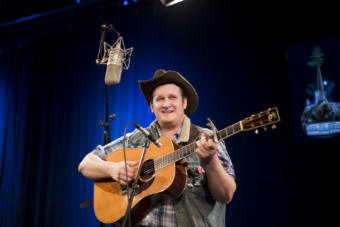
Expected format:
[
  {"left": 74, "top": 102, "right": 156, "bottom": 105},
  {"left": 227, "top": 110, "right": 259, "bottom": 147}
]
[{"left": 161, "top": 109, "right": 174, "bottom": 113}]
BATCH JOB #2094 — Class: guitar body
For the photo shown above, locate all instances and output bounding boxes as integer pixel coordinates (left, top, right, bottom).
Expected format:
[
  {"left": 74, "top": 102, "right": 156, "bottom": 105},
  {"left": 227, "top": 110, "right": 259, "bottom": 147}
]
[{"left": 93, "top": 137, "right": 187, "bottom": 225}]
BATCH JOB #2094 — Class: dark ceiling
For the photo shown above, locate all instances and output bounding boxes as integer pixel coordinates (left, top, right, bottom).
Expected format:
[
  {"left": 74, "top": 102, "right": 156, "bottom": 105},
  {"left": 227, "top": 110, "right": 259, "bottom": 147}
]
[
  {"left": 0, "top": 0, "right": 160, "bottom": 34},
  {"left": 0, "top": 0, "right": 339, "bottom": 43},
  {"left": 0, "top": 0, "right": 156, "bottom": 26},
  {"left": 0, "top": 0, "right": 78, "bottom": 24}
]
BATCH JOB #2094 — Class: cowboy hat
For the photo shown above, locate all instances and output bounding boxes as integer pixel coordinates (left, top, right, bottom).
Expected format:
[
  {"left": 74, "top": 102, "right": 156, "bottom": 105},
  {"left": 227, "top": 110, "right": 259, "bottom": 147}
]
[{"left": 138, "top": 69, "right": 199, "bottom": 116}]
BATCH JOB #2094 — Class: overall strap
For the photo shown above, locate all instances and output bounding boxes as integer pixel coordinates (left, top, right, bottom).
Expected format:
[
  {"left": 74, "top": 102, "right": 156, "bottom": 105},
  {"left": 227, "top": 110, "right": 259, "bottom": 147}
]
[{"left": 188, "top": 124, "right": 201, "bottom": 144}]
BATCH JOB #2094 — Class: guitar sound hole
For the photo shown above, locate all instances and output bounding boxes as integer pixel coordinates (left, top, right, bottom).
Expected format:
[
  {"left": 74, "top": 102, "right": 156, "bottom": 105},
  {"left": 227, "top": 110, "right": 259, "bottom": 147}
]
[{"left": 140, "top": 159, "right": 155, "bottom": 182}]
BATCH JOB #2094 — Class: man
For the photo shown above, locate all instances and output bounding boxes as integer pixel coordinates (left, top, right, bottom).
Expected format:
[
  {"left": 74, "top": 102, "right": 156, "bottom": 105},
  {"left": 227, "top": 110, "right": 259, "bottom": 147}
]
[{"left": 78, "top": 69, "right": 236, "bottom": 227}]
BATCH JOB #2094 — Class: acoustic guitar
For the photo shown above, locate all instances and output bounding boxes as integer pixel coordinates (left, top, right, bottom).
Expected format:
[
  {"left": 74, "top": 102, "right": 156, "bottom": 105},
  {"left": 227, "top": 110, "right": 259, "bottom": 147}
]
[{"left": 93, "top": 107, "right": 280, "bottom": 225}]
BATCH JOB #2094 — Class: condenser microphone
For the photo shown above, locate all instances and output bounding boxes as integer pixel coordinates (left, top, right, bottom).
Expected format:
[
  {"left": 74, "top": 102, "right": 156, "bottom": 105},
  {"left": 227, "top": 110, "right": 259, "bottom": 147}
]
[
  {"left": 133, "top": 122, "right": 162, "bottom": 147},
  {"left": 104, "top": 37, "right": 124, "bottom": 85}
]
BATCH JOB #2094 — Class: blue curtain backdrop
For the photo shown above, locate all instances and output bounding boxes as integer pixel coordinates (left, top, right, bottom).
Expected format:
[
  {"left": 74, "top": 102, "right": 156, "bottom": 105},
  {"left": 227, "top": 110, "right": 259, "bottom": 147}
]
[{"left": 0, "top": 0, "right": 339, "bottom": 227}]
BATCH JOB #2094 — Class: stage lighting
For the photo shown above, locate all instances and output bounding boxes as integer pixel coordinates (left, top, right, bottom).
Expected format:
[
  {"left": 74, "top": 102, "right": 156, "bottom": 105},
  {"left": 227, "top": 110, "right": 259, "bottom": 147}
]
[{"left": 160, "top": 0, "right": 185, "bottom": 7}]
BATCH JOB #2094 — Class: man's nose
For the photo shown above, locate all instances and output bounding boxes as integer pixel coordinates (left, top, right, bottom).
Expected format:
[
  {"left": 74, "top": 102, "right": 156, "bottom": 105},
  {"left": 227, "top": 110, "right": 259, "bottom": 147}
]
[{"left": 162, "top": 98, "right": 171, "bottom": 107}]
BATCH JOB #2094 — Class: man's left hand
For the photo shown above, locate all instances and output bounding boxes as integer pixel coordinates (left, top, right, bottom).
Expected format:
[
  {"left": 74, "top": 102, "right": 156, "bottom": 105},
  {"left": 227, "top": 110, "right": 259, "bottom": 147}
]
[{"left": 195, "top": 131, "right": 217, "bottom": 164}]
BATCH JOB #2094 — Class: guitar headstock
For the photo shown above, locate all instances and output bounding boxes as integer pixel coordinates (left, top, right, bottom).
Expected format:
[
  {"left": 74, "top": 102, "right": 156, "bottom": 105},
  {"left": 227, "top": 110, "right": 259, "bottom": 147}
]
[{"left": 241, "top": 107, "right": 280, "bottom": 132}]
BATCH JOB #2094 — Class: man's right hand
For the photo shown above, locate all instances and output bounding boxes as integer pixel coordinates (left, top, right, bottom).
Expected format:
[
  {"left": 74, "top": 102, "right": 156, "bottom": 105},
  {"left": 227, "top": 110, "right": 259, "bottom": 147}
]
[
  {"left": 78, "top": 153, "right": 139, "bottom": 184},
  {"left": 111, "top": 161, "right": 138, "bottom": 185}
]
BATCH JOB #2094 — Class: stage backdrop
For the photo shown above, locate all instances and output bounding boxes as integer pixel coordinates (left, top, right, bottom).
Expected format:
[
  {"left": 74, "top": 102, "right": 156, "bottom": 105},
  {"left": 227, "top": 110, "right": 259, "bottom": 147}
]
[{"left": 1, "top": 0, "right": 339, "bottom": 227}]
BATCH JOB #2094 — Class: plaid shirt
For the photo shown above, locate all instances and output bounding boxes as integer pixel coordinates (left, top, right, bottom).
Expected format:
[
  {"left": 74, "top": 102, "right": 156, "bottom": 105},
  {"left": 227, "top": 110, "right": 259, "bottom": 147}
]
[{"left": 93, "top": 117, "right": 235, "bottom": 227}]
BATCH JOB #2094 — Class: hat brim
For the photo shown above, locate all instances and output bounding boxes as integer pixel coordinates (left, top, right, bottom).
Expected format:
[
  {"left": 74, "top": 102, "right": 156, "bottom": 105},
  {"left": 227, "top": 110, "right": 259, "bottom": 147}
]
[{"left": 138, "top": 70, "right": 199, "bottom": 116}]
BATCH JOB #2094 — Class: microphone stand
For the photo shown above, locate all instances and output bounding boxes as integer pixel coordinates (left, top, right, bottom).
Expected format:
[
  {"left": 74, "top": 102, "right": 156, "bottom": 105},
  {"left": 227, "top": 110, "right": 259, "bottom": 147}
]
[
  {"left": 95, "top": 22, "right": 134, "bottom": 227},
  {"left": 96, "top": 23, "right": 113, "bottom": 65},
  {"left": 98, "top": 69, "right": 116, "bottom": 227},
  {"left": 96, "top": 23, "right": 116, "bottom": 227},
  {"left": 96, "top": 23, "right": 116, "bottom": 148},
  {"left": 121, "top": 139, "right": 151, "bottom": 227}
]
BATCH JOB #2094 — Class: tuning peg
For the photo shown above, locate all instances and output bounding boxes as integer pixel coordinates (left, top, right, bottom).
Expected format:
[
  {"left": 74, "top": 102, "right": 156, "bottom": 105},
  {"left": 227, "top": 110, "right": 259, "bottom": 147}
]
[
  {"left": 263, "top": 126, "right": 267, "bottom": 132},
  {"left": 272, "top": 124, "right": 277, "bottom": 129},
  {"left": 255, "top": 129, "right": 259, "bottom": 134}
]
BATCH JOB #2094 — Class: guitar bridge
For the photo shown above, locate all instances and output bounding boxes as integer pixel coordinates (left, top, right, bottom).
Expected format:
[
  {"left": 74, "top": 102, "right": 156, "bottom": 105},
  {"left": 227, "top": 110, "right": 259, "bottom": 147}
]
[{"left": 121, "top": 183, "right": 142, "bottom": 195}]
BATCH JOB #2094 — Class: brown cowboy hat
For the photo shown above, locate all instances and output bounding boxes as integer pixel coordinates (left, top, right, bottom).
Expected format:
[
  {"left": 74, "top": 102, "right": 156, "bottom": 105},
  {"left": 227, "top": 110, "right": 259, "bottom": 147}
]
[{"left": 138, "top": 69, "right": 199, "bottom": 116}]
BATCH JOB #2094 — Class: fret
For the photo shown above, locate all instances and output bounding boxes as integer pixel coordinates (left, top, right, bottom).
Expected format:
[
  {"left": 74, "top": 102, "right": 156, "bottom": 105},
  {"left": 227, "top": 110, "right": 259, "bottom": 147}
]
[
  {"left": 169, "top": 152, "right": 174, "bottom": 165},
  {"left": 154, "top": 158, "right": 159, "bottom": 171},
  {"left": 163, "top": 156, "right": 166, "bottom": 167},
  {"left": 159, "top": 156, "right": 164, "bottom": 170},
  {"left": 180, "top": 148, "right": 184, "bottom": 159},
  {"left": 163, "top": 155, "right": 166, "bottom": 167},
  {"left": 182, "top": 147, "right": 186, "bottom": 157},
  {"left": 226, "top": 127, "right": 233, "bottom": 136},
  {"left": 234, "top": 123, "right": 241, "bottom": 132},
  {"left": 217, "top": 122, "right": 243, "bottom": 141},
  {"left": 154, "top": 142, "right": 196, "bottom": 170},
  {"left": 190, "top": 143, "right": 196, "bottom": 155},
  {"left": 218, "top": 130, "right": 226, "bottom": 140}
]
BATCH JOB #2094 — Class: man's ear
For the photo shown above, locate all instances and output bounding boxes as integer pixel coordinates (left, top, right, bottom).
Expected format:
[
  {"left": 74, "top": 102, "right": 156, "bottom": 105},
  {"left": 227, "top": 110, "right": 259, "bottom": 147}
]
[
  {"left": 150, "top": 101, "right": 154, "bottom": 113},
  {"left": 183, "top": 97, "right": 188, "bottom": 110}
]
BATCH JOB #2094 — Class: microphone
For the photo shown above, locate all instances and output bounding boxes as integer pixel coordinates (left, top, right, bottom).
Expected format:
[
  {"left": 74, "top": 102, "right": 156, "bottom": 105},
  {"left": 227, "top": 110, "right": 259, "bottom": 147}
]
[
  {"left": 133, "top": 122, "right": 162, "bottom": 147},
  {"left": 105, "top": 37, "right": 124, "bottom": 85},
  {"left": 103, "top": 36, "right": 133, "bottom": 86}
]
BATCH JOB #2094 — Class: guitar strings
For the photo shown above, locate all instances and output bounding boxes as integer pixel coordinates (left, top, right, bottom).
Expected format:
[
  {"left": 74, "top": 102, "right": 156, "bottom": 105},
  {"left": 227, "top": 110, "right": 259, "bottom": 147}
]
[{"left": 138, "top": 143, "right": 196, "bottom": 176}]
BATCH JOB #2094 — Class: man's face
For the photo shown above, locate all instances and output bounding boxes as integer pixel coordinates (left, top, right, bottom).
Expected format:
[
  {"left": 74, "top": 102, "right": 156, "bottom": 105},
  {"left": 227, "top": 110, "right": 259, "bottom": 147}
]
[{"left": 150, "top": 83, "right": 187, "bottom": 128}]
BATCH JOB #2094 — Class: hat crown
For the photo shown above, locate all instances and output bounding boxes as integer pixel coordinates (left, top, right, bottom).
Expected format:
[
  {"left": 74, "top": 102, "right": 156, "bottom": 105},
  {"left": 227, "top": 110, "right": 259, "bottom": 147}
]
[{"left": 153, "top": 69, "right": 167, "bottom": 78}]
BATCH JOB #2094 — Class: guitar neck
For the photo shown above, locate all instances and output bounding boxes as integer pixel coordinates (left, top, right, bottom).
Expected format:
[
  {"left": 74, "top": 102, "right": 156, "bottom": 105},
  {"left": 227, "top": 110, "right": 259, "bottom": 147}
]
[
  {"left": 154, "top": 122, "right": 243, "bottom": 171},
  {"left": 154, "top": 106, "right": 280, "bottom": 171}
]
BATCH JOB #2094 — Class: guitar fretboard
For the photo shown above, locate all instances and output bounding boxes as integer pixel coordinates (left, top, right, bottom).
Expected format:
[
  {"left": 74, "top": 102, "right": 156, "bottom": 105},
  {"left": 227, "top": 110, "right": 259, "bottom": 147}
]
[
  {"left": 217, "top": 122, "right": 242, "bottom": 141},
  {"left": 154, "top": 122, "right": 242, "bottom": 171}
]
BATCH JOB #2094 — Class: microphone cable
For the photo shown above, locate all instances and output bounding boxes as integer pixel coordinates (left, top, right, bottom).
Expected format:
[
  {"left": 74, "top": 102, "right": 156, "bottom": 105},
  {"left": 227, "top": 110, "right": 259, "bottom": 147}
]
[
  {"left": 121, "top": 121, "right": 135, "bottom": 227},
  {"left": 122, "top": 121, "right": 144, "bottom": 227}
]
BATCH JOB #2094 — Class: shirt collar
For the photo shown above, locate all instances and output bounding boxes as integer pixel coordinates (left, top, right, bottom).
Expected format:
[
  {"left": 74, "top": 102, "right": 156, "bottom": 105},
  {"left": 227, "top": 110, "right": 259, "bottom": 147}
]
[{"left": 150, "top": 115, "right": 191, "bottom": 144}]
